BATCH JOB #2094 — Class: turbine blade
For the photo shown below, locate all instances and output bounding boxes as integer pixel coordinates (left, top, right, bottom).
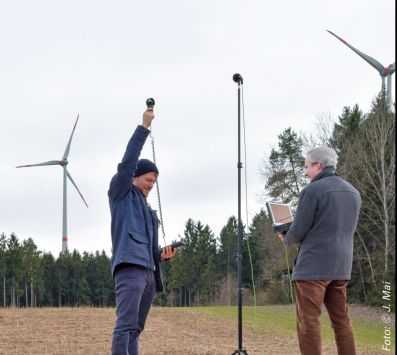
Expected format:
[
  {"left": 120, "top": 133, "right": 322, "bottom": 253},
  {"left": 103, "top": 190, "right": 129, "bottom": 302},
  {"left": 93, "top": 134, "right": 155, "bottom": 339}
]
[
  {"left": 16, "top": 160, "right": 62, "bottom": 168},
  {"left": 66, "top": 170, "right": 89, "bottom": 208},
  {"left": 327, "top": 30, "right": 386, "bottom": 76},
  {"left": 62, "top": 114, "right": 79, "bottom": 160}
]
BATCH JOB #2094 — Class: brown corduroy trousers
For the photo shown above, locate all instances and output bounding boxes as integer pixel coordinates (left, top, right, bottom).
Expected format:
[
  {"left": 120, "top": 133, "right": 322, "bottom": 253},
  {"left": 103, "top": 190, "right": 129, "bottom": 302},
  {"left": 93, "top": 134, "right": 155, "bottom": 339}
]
[{"left": 294, "top": 280, "right": 356, "bottom": 355}]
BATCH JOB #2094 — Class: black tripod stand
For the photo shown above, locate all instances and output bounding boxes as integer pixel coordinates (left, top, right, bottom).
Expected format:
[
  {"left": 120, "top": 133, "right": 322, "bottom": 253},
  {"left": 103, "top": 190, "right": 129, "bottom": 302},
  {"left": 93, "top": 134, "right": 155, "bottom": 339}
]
[{"left": 231, "top": 73, "right": 248, "bottom": 355}]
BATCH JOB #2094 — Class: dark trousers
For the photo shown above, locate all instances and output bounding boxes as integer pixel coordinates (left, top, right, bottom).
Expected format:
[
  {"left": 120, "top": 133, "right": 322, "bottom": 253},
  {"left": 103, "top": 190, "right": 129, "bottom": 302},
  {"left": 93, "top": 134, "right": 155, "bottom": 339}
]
[
  {"left": 294, "top": 280, "right": 356, "bottom": 355},
  {"left": 111, "top": 264, "right": 156, "bottom": 355}
]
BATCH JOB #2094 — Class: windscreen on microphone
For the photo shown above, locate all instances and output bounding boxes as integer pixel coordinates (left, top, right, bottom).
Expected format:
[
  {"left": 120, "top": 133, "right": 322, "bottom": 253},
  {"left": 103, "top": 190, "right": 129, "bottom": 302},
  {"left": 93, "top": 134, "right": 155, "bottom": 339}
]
[
  {"left": 146, "top": 98, "right": 155, "bottom": 108},
  {"left": 232, "top": 73, "right": 243, "bottom": 84}
]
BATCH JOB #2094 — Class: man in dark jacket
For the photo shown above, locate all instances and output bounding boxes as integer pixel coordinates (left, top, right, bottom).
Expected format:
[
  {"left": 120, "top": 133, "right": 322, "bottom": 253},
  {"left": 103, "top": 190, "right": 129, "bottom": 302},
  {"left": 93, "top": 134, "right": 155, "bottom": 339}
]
[
  {"left": 279, "top": 146, "right": 361, "bottom": 355},
  {"left": 108, "top": 106, "right": 176, "bottom": 355}
]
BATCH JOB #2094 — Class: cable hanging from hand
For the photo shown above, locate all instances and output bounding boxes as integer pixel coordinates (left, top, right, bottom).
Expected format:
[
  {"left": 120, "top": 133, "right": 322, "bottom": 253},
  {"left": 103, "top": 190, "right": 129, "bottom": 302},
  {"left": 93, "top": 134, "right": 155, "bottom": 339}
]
[{"left": 146, "top": 98, "right": 167, "bottom": 247}]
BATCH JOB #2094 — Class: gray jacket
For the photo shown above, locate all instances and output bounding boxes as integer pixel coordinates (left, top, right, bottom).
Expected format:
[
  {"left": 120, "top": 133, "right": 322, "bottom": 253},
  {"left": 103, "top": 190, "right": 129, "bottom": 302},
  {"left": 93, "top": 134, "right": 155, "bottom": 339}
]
[{"left": 284, "top": 167, "right": 361, "bottom": 281}]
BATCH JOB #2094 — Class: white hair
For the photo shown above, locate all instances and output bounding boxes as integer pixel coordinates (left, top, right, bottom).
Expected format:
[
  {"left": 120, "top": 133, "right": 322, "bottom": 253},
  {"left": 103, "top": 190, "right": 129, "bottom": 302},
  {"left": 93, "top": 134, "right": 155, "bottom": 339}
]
[{"left": 306, "top": 146, "right": 338, "bottom": 169}]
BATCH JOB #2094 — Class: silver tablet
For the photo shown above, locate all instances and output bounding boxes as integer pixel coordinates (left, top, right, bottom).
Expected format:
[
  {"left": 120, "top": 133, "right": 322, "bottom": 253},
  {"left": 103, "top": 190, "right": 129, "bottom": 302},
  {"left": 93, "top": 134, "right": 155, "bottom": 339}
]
[{"left": 266, "top": 202, "right": 293, "bottom": 233}]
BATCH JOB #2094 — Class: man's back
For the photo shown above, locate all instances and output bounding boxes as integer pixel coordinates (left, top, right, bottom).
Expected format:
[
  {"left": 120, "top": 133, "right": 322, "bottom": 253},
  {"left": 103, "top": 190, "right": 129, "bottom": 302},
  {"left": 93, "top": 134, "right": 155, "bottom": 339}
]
[
  {"left": 281, "top": 147, "right": 361, "bottom": 355},
  {"left": 286, "top": 170, "right": 361, "bottom": 281}
]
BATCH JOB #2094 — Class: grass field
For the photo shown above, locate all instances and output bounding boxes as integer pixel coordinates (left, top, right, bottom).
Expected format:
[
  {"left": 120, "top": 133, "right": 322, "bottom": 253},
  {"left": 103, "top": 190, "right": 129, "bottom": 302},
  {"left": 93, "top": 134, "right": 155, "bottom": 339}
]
[
  {"left": 193, "top": 304, "right": 395, "bottom": 351},
  {"left": 0, "top": 305, "right": 394, "bottom": 354}
]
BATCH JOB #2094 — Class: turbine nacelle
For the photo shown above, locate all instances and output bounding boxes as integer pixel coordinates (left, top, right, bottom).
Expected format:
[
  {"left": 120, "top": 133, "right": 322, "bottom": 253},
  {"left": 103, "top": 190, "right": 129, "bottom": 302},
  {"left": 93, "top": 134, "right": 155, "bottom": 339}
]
[{"left": 383, "top": 63, "right": 396, "bottom": 76}]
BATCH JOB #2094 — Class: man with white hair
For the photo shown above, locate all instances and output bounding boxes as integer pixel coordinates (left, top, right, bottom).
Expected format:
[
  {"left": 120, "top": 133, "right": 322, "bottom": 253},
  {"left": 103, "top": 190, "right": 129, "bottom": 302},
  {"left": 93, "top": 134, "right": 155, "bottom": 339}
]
[{"left": 279, "top": 146, "right": 361, "bottom": 355}]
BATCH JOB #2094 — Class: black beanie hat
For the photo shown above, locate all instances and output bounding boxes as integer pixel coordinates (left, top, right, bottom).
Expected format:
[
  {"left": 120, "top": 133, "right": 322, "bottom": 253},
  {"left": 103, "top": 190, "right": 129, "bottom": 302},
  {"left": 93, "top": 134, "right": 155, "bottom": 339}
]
[{"left": 134, "top": 159, "right": 159, "bottom": 177}]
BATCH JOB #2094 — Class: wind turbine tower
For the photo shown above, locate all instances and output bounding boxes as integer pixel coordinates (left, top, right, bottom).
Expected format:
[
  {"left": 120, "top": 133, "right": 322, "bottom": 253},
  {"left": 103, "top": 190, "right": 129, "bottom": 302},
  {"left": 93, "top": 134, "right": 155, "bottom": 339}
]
[
  {"left": 16, "top": 115, "right": 88, "bottom": 253},
  {"left": 327, "top": 30, "right": 395, "bottom": 108}
]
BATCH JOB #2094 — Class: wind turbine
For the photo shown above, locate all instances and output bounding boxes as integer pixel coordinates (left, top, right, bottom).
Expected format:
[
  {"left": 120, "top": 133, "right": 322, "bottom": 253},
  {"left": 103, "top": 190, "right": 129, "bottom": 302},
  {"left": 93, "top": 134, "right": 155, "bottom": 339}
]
[
  {"left": 327, "top": 30, "right": 395, "bottom": 108},
  {"left": 16, "top": 115, "right": 88, "bottom": 253}
]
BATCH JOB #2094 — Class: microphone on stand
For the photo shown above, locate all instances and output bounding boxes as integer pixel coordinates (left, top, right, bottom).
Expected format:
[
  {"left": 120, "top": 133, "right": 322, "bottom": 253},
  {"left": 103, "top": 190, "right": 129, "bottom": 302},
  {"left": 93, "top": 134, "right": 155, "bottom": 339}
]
[
  {"left": 231, "top": 72, "right": 249, "bottom": 354},
  {"left": 233, "top": 73, "right": 243, "bottom": 84}
]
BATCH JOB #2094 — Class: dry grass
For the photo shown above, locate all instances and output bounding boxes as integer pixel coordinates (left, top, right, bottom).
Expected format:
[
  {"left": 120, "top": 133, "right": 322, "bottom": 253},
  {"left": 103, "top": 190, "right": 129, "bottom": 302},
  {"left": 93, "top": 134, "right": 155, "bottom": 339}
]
[{"left": 0, "top": 306, "right": 390, "bottom": 354}]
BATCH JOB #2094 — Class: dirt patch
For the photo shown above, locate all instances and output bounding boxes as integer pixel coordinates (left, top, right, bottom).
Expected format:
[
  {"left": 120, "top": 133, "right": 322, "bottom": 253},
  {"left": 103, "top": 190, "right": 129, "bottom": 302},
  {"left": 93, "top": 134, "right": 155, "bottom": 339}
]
[{"left": 0, "top": 306, "right": 389, "bottom": 354}]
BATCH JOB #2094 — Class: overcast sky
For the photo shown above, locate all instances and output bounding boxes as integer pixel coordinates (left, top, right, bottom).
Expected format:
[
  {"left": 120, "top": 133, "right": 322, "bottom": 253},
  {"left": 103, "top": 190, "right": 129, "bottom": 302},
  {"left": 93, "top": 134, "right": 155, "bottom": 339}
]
[{"left": 0, "top": 0, "right": 395, "bottom": 257}]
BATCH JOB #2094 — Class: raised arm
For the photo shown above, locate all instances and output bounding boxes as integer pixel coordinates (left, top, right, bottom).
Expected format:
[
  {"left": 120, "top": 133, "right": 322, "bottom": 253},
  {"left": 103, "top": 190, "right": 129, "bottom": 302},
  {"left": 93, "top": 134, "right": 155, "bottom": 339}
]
[{"left": 108, "top": 108, "right": 154, "bottom": 200}]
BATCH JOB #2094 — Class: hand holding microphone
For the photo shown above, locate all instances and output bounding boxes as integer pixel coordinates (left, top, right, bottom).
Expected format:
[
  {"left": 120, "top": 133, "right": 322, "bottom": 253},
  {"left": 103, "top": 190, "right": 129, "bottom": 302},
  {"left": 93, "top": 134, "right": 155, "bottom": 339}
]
[{"left": 142, "top": 97, "right": 155, "bottom": 128}]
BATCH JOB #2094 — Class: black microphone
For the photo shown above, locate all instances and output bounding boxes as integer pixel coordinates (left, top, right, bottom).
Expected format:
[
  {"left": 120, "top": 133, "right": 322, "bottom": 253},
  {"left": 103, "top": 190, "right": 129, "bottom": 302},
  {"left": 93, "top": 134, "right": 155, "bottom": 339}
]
[
  {"left": 232, "top": 73, "right": 243, "bottom": 84},
  {"left": 146, "top": 98, "right": 155, "bottom": 108}
]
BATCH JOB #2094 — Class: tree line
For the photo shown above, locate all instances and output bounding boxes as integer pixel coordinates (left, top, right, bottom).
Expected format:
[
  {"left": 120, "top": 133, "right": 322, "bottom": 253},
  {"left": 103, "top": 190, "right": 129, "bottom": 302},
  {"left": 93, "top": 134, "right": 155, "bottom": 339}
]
[
  {"left": 0, "top": 215, "right": 295, "bottom": 308},
  {"left": 1, "top": 92, "right": 394, "bottom": 308},
  {"left": 0, "top": 233, "right": 114, "bottom": 307}
]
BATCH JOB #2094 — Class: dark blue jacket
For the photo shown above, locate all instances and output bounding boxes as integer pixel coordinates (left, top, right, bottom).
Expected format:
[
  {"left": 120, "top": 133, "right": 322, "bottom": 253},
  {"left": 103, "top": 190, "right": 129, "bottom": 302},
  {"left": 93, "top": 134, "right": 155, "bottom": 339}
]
[
  {"left": 108, "top": 125, "right": 163, "bottom": 291},
  {"left": 284, "top": 167, "right": 361, "bottom": 281}
]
